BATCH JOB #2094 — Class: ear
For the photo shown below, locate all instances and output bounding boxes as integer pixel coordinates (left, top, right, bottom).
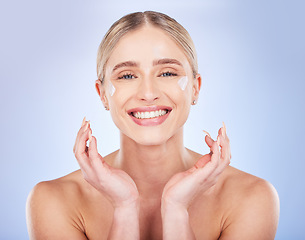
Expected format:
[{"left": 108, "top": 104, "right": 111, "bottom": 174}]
[
  {"left": 192, "top": 73, "right": 202, "bottom": 102},
  {"left": 95, "top": 79, "right": 109, "bottom": 109}
]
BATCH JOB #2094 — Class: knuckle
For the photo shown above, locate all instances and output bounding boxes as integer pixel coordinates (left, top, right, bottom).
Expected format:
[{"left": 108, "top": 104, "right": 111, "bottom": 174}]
[
  {"left": 83, "top": 175, "right": 89, "bottom": 182},
  {"left": 222, "top": 160, "right": 228, "bottom": 167},
  {"left": 226, "top": 155, "right": 231, "bottom": 165},
  {"left": 82, "top": 172, "right": 91, "bottom": 182},
  {"left": 208, "top": 177, "right": 216, "bottom": 184},
  {"left": 207, "top": 177, "right": 217, "bottom": 186},
  {"left": 200, "top": 178, "right": 207, "bottom": 185},
  {"left": 74, "top": 151, "right": 81, "bottom": 159},
  {"left": 207, "top": 178, "right": 213, "bottom": 184}
]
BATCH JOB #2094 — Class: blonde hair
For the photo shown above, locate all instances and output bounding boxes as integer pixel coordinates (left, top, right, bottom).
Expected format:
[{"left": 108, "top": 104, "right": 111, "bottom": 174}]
[{"left": 97, "top": 11, "right": 198, "bottom": 83}]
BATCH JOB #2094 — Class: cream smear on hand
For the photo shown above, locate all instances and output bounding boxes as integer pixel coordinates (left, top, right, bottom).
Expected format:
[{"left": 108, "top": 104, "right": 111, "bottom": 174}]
[{"left": 178, "top": 76, "right": 188, "bottom": 91}]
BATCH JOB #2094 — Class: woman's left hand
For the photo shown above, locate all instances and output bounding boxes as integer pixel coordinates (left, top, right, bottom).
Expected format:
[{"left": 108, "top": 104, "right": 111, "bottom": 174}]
[{"left": 162, "top": 124, "right": 231, "bottom": 209}]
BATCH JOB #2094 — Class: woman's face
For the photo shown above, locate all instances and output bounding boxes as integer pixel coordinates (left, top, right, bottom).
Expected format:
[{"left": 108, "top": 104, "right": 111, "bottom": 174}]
[{"left": 96, "top": 25, "right": 201, "bottom": 145}]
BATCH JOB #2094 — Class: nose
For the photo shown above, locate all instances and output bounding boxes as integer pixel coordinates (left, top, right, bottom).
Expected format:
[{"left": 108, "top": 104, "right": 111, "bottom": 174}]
[{"left": 136, "top": 77, "right": 160, "bottom": 103}]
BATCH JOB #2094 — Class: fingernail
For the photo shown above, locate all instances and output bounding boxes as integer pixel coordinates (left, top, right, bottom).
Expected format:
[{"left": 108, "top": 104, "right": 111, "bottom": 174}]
[
  {"left": 202, "top": 130, "right": 212, "bottom": 138},
  {"left": 81, "top": 117, "right": 86, "bottom": 127},
  {"left": 217, "top": 136, "right": 221, "bottom": 145},
  {"left": 84, "top": 121, "right": 90, "bottom": 131},
  {"left": 222, "top": 122, "right": 226, "bottom": 137},
  {"left": 88, "top": 130, "right": 92, "bottom": 143}
]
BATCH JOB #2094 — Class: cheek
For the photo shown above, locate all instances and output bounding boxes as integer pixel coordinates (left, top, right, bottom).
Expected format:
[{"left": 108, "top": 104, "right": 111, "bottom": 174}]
[
  {"left": 107, "top": 84, "right": 132, "bottom": 109},
  {"left": 177, "top": 76, "right": 189, "bottom": 91},
  {"left": 108, "top": 81, "right": 116, "bottom": 96},
  {"left": 159, "top": 77, "right": 192, "bottom": 101},
  {"left": 107, "top": 77, "right": 192, "bottom": 107}
]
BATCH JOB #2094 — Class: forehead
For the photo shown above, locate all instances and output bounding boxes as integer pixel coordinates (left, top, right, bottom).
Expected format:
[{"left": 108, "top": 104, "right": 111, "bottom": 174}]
[{"left": 106, "top": 26, "right": 190, "bottom": 69}]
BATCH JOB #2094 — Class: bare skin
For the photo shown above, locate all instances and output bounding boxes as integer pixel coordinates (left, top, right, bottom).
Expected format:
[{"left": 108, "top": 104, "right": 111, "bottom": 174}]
[
  {"left": 26, "top": 25, "right": 279, "bottom": 239},
  {"left": 26, "top": 150, "right": 279, "bottom": 240}
]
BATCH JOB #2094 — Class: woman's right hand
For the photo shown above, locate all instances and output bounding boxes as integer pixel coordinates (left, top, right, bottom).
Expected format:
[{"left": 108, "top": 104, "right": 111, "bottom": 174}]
[{"left": 73, "top": 118, "right": 139, "bottom": 208}]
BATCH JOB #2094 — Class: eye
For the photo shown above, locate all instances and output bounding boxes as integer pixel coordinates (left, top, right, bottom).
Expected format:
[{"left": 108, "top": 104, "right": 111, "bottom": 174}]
[
  {"left": 118, "top": 73, "right": 136, "bottom": 80},
  {"left": 160, "top": 71, "right": 177, "bottom": 77}
]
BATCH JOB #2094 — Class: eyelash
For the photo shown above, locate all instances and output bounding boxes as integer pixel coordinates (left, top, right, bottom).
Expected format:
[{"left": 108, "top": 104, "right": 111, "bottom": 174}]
[
  {"left": 160, "top": 71, "right": 177, "bottom": 77},
  {"left": 118, "top": 71, "right": 177, "bottom": 80},
  {"left": 118, "top": 73, "right": 136, "bottom": 80}
]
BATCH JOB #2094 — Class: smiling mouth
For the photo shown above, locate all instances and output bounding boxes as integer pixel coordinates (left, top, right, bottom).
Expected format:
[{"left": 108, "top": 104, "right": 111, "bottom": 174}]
[
  {"left": 130, "top": 109, "right": 170, "bottom": 119},
  {"left": 127, "top": 106, "right": 172, "bottom": 126}
]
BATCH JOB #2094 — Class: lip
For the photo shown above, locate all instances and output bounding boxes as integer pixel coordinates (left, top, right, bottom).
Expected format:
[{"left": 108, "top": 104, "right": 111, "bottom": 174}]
[
  {"left": 127, "top": 105, "right": 172, "bottom": 127},
  {"left": 127, "top": 105, "right": 172, "bottom": 114}
]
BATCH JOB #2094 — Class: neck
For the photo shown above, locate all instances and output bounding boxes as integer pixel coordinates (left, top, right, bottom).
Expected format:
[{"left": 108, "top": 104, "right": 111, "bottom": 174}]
[{"left": 114, "top": 128, "right": 194, "bottom": 200}]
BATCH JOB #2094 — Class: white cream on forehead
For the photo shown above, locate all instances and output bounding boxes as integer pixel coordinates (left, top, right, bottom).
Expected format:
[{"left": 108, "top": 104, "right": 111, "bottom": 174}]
[
  {"left": 109, "top": 81, "right": 116, "bottom": 96},
  {"left": 178, "top": 76, "right": 188, "bottom": 91}
]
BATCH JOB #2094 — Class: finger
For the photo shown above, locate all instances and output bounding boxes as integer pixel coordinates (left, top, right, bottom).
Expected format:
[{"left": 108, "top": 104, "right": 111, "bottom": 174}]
[
  {"left": 216, "top": 123, "right": 231, "bottom": 165},
  {"left": 194, "top": 156, "right": 210, "bottom": 169},
  {"left": 88, "top": 135, "right": 100, "bottom": 160},
  {"left": 88, "top": 135, "right": 109, "bottom": 173},
  {"left": 73, "top": 119, "right": 90, "bottom": 154},
  {"left": 194, "top": 140, "right": 220, "bottom": 171},
  {"left": 211, "top": 148, "right": 230, "bottom": 178},
  {"left": 75, "top": 122, "right": 91, "bottom": 160},
  {"left": 203, "top": 130, "right": 216, "bottom": 155},
  {"left": 81, "top": 116, "right": 86, "bottom": 127},
  {"left": 73, "top": 117, "right": 86, "bottom": 153},
  {"left": 204, "top": 134, "right": 214, "bottom": 148},
  {"left": 191, "top": 129, "right": 221, "bottom": 172},
  {"left": 194, "top": 135, "right": 226, "bottom": 186},
  {"left": 193, "top": 142, "right": 220, "bottom": 179},
  {"left": 212, "top": 131, "right": 231, "bottom": 178},
  {"left": 219, "top": 122, "right": 226, "bottom": 138},
  {"left": 75, "top": 127, "right": 96, "bottom": 180},
  {"left": 209, "top": 140, "right": 221, "bottom": 168},
  {"left": 191, "top": 131, "right": 215, "bottom": 170}
]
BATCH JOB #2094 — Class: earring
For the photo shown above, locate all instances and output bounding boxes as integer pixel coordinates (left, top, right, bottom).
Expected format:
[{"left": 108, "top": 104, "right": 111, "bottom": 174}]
[
  {"left": 192, "top": 100, "right": 196, "bottom": 105},
  {"left": 104, "top": 106, "right": 109, "bottom": 111}
]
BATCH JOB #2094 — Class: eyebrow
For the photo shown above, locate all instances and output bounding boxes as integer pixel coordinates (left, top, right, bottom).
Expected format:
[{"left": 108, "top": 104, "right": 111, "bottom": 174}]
[
  {"left": 111, "top": 58, "right": 183, "bottom": 73},
  {"left": 153, "top": 58, "right": 183, "bottom": 67},
  {"left": 112, "top": 61, "right": 138, "bottom": 73}
]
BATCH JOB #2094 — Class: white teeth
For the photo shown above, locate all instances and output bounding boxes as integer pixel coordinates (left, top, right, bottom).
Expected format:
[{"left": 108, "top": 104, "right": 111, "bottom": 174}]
[{"left": 132, "top": 110, "right": 168, "bottom": 119}]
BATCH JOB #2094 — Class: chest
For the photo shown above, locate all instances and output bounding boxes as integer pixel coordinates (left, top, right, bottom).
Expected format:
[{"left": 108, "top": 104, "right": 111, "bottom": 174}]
[{"left": 81, "top": 197, "right": 223, "bottom": 240}]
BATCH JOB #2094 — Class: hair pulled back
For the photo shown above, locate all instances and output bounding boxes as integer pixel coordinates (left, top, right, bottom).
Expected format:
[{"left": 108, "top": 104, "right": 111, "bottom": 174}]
[{"left": 97, "top": 11, "right": 198, "bottom": 83}]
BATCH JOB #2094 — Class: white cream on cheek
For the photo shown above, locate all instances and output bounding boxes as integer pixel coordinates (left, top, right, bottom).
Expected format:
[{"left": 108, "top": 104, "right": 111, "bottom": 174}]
[
  {"left": 178, "top": 76, "right": 188, "bottom": 91},
  {"left": 108, "top": 81, "right": 116, "bottom": 96}
]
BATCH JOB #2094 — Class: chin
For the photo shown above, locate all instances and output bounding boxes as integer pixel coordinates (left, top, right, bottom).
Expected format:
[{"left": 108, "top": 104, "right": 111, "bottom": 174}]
[
  {"left": 131, "top": 131, "right": 170, "bottom": 146},
  {"left": 115, "top": 115, "right": 186, "bottom": 146}
]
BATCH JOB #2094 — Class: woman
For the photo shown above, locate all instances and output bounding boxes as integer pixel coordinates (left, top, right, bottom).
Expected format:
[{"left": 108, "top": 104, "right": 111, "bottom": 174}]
[{"left": 26, "top": 11, "right": 279, "bottom": 239}]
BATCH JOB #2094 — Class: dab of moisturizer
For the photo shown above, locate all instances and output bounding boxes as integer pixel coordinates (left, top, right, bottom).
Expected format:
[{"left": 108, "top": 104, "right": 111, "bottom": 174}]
[
  {"left": 109, "top": 81, "right": 116, "bottom": 96},
  {"left": 178, "top": 76, "right": 188, "bottom": 91}
]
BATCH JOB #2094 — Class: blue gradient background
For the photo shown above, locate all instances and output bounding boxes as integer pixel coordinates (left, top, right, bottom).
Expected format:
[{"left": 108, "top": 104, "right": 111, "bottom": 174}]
[{"left": 1, "top": 0, "right": 304, "bottom": 239}]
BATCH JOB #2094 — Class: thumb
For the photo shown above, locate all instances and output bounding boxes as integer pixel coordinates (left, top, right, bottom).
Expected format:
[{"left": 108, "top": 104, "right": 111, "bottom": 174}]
[
  {"left": 88, "top": 135, "right": 111, "bottom": 173},
  {"left": 88, "top": 135, "right": 100, "bottom": 159}
]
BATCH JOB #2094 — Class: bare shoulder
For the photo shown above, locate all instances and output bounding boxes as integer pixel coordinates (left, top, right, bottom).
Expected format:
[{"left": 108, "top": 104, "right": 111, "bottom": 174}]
[
  {"left": 29, "top": 170, "right": 83, "bottom": 194},
  {"left": 26, "top": 171, "right": 90, "bottom": 239},
  {"left": 218, "top": 166, "right": 280, "bottom": 240},
  {"left": 27, "top": 170, "right": 87, "bottom": 209},
  {"left": 221, "top": 166, "right": 278, "bottom": 197}
]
